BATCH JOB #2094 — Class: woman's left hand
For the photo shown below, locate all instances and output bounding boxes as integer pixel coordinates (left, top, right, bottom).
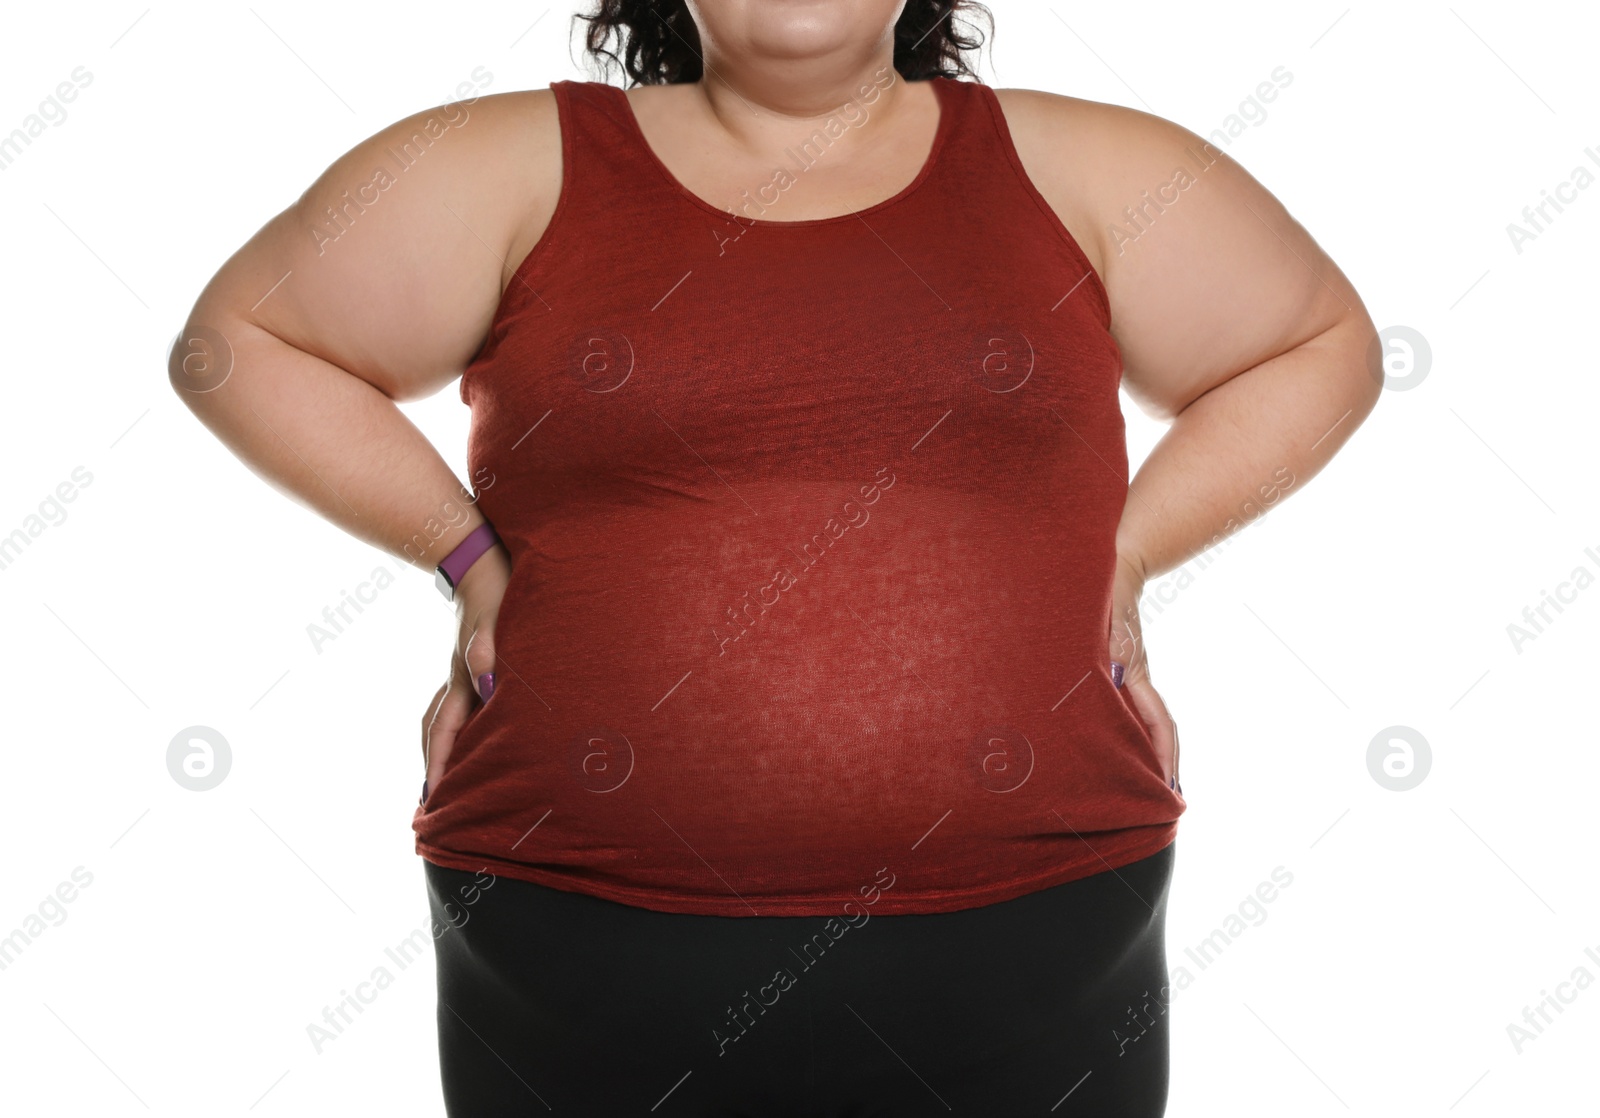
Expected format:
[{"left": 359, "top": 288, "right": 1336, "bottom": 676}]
[{"left": 1109, "top": 551, "right": 1181, "bottom": 794}]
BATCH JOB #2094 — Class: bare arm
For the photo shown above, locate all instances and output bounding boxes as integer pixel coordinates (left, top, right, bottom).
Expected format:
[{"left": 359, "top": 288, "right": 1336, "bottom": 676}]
[
  {"left": 999, "top": 90, "right": 1381, "bottom": 584},
  {"left": 1082, "top": 103, "right": 1381, "bottom": 582},
  {"left": 998, "top": 89, "right": 1381, "bottom": 789},
  {"left": 168, "top": 88, "right": 558, "bottom": 576}
]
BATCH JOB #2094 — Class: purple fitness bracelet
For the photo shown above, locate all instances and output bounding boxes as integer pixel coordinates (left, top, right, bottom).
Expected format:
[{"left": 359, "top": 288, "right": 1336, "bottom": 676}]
[{"left": 434, "top": 522, "right": 501, "bottom": 601}]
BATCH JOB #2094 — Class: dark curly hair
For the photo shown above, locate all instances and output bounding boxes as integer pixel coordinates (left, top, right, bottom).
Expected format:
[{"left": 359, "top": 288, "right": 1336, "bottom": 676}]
[{"left": 572, "top": 0, "right": 994, "bottom": 86}]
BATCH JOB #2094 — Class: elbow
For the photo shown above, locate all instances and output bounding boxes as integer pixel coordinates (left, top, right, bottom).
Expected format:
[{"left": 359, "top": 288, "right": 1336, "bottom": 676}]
[
  {"left": 1356, "top": 311, "right": 1416, "bottom": 403},
  {"left": 1296, "top": 307, "right": 1386, "bottom": 459},
  {"left": 1342, "top": 307, "right": 1389, "bottom": 424},
  {"left": 167, "top": 312, "right": 239, "bottom": 402}
]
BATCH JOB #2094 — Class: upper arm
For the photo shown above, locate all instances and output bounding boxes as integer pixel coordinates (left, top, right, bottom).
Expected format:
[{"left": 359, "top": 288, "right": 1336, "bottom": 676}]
[
  {"left": 179, "top": 88, "right": 560, "bottom": 402},
  {"left": 997, "top": 89, "right": 1373, "bottom": 422}
]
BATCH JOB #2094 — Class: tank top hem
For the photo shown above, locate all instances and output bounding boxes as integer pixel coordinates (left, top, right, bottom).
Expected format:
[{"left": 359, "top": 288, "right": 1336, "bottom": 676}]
[{"left": 416, "top": 821, "right": 1177, "bottom": 918}]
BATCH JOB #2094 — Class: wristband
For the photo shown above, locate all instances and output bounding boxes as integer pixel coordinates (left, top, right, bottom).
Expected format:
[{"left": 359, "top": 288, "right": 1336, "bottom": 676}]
[{"left": 435, "top": 522, "right": 500, "bottom": 601}]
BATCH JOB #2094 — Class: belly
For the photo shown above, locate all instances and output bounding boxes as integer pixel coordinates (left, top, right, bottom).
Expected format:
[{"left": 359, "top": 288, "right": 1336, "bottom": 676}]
[{"left": 414, "top": 476, "right": 1179, "bottom": 913}]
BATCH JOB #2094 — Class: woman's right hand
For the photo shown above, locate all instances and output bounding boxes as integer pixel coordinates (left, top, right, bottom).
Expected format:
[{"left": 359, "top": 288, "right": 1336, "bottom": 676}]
[{"left": 420, "top": 540, "right": 511, "bottom": 805}]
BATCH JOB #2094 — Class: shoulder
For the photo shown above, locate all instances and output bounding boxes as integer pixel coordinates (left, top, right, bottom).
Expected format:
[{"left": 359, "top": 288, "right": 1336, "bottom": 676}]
[
  {"left": 989, "top": 86, "right": 1368, "bottom": 423},
  {"left": 400, "top": 88, "right": 562, "bottom": 293},
  {"left": 451, "top": 85, "right": 560, "bottom": 144},
  {"left": 987, "top": 85, "right": 1192, "bottom": 163},
  {"left": 987, "top": 86, "right": 1231, "bottom": 282},
  {"left": 196, "top": 86, "right": 569, "bottom": 399},
  {"left": 346, "top": 86, "right": 560, "bottom": 196},
  {"left": 329, "top": 87, "right": 564, "bottom": 294}
]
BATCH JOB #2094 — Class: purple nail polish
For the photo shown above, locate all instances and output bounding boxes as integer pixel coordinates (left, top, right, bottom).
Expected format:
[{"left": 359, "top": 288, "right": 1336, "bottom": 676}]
[
  {"left": 1169, "top": 775, "right": 1176, "bottom": 789},
  {"left": 421, "top": 779, "right": 429, "bottom": 803},
  {"left": 1111, "top": 661, "right": 1125, "bottom": 689},
  {"left": 478, "top": 672, "right": 495, "bottom": 701}
]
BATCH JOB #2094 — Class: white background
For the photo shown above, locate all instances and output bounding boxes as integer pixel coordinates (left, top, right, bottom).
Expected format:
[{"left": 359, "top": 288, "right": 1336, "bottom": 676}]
[{"left": 1, "top": 1, "right": 1595, "bottom": 1114}]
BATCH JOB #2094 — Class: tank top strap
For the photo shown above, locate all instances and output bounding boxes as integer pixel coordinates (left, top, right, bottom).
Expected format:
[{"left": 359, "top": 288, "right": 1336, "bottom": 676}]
[
  {"left": 547, "top": 79, "right": 662, "bottom": 206},
  {"left": 923, "top": 77, "right": 1040, "bottom": 201},
  {"left": 937, "top": 78, "right": 1113, "bottom": 327}
]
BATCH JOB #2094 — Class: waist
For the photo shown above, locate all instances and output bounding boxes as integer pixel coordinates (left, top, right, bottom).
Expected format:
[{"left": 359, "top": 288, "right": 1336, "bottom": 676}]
[{"left": 412, "top": 477, "right": 1184, "bottom": 915}]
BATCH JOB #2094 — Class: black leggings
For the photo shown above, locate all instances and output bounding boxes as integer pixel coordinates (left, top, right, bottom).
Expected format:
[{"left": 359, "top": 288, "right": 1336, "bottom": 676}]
[{"left": 425, "top": 842, "right": 1175, "bottom": 1117}]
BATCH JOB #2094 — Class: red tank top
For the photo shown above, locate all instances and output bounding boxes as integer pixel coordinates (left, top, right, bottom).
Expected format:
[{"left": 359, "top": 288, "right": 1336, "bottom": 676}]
[{"left": 413, "top": 75, "right": 1184, "bottom": 916}]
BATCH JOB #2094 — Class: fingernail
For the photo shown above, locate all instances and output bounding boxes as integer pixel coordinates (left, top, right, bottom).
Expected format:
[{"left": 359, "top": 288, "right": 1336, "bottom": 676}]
[
  {"left": 477, "top": 672, "right": 495, "bottom": 701},
  {"left": 1169, "top": 775, "right": 1176, "bottom": 789},
  {"left": 421, "top": 778, "right": 429, "bottom": 803},
  {"left": 1111, "top": 661, "right": 1125, "bottom": 689}
]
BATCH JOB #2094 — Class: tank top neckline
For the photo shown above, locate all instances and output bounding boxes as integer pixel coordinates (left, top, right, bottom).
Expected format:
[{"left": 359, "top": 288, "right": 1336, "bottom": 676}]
[{"left": 600, "top": 76, "right": 960, "bottom": 229}]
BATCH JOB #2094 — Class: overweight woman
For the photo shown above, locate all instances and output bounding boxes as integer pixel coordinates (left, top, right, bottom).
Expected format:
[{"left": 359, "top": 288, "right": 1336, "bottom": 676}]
[{"left": 171, "top": 1, "right": 1380, "bottom": 1113}]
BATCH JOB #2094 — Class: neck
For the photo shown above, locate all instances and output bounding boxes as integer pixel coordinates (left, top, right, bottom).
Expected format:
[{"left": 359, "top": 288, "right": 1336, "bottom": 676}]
[{"left": 684, "top": 55, "right": 911, "bottom": 157}]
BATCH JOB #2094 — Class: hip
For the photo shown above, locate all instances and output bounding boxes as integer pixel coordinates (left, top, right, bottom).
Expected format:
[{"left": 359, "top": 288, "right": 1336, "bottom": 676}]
[{"left": 425, "top": 838, "right": 1176, "bottom": 1116}]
